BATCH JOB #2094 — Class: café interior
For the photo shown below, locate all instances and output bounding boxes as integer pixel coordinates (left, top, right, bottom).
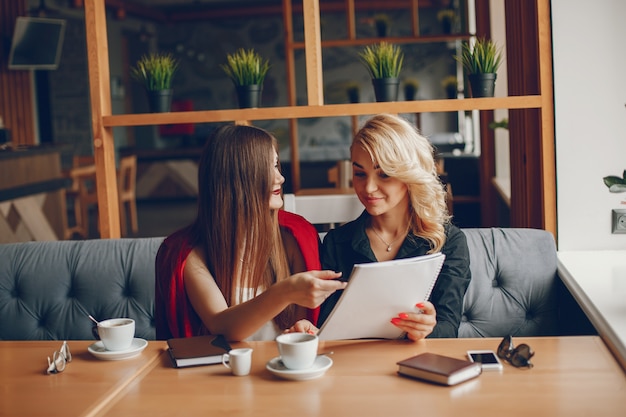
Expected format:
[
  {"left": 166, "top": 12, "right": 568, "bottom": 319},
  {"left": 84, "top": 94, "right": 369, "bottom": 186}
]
[
  {"left": 1, "top": 0, "right": 556, "bottom": 241},
  {"left": 0, "top": 1, "right": 625, "bottom": 416}
]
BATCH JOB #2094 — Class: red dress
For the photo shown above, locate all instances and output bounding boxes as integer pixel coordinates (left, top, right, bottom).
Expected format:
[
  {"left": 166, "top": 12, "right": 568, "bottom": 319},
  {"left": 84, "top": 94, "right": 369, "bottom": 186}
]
[{"left": 155, "top": 210, "right": 322, "bottom": 340}]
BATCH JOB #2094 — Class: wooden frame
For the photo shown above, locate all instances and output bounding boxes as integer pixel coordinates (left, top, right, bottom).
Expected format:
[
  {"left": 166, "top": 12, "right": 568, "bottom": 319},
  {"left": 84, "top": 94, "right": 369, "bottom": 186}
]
[{"left": 83, "top": 0, "right": 555, "bottom": 238}]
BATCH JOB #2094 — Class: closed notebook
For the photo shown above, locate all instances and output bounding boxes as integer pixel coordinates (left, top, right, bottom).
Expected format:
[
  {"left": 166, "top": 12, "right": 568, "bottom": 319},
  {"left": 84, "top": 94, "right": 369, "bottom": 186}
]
[
  {"left": 396, "top": 352, "right": 482, "bottom": 386},
  {"left": 167, "top": 335, "right": 232, "bottom": 368}
]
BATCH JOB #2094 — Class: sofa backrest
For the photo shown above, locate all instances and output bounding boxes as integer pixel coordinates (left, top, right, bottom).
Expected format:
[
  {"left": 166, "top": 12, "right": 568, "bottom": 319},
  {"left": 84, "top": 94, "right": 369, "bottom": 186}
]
[
  {"left": 459, "top": 228, "right": 559, "bottom": 337},
  {"left": 0, "top": 238, "right": 164, "bottom": 341},
  {"left": 0, "top": 228, "right": 559, "bottom": 341}
]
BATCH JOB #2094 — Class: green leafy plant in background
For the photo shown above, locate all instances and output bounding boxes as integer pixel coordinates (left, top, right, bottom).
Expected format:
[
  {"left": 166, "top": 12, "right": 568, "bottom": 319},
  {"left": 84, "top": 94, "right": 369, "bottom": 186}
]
[
  {"left": 221, "top": 48, "right": 270, "bottom": 86},
  {"left": 603, "top": 170, "right": 626, "bottom": 193},
  {"left": 455, "top": 37, "right": 503, "bottom": 74},
  {"left": 359, "top": 42, "right": 404, "bottom": 79},
  {"left": 130, "top": 52, "right": 179, "bottom": 91}
]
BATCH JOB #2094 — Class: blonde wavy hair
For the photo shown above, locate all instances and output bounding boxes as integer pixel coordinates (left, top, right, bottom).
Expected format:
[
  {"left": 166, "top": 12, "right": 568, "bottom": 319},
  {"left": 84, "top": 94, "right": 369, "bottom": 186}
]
[{"left": 352, "top": 114, "right": 450, "bottom": 252}]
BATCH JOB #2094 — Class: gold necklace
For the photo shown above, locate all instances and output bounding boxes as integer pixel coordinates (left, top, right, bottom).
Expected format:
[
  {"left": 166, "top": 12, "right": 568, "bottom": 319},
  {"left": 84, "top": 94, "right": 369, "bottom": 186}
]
[{"left": 370, "top": 224, "right": 409, "bottom": 252}]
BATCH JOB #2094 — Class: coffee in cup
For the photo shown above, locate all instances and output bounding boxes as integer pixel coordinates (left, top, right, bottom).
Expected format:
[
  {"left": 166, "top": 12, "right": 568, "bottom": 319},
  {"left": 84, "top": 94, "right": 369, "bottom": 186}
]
[
  {"left": 94, "top": 318, "right": 135, "bottom": 351},
  {"left": 275, "top": 332, "right": 318, "bottom": 370}
]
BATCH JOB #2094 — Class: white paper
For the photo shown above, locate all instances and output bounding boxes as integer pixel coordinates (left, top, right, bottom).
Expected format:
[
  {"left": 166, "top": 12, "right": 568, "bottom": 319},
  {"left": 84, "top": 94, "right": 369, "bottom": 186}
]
[{"left": 317, "top": 253, "right": 446, "bottom": 341}]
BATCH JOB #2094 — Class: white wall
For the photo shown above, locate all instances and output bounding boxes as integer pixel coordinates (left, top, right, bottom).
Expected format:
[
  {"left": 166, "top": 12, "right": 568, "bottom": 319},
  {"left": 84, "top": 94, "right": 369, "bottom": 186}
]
[{"left": 552, "top": 0, "right": 626, "bottom": 250}]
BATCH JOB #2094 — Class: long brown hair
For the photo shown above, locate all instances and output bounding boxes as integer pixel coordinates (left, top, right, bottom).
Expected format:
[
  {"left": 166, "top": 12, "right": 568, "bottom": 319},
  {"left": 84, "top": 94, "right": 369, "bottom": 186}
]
[{"left": 191, "top": 124, "right": 294, "bottom": 328}]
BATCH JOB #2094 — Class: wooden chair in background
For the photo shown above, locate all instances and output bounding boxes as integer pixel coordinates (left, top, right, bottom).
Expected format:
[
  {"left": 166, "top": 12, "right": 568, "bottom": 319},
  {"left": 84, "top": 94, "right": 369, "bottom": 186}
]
[
  {"left": 64, "top": 163, "right": 98, "bottom": 239},
  {"left": 283, "top": 193, "right": 363, "bottom": 240},
  {"left": 117, "top": 155, "right": 138, "bottom": 237},
  {"left": 64, "top": 154, "right": 138, "bottom": 238}
]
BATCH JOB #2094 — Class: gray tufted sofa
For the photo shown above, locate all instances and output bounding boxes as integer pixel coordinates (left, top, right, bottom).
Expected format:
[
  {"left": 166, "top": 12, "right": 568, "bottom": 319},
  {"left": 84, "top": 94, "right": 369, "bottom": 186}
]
[{"left": 0, "top": 228, "right": 559, "bottom": 341}]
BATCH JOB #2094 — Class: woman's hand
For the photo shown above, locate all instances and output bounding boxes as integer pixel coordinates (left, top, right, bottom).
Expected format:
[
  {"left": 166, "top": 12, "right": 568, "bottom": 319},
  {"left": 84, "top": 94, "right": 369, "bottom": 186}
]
[
  {"left": 284, "top": 319, "right": 318, "bottom": 335},
  {"left": 391, "top": 302, "right": 436, "bottom": 342},
  {"left": 280, "top": 270, "right": 346, "bottom": 309}
]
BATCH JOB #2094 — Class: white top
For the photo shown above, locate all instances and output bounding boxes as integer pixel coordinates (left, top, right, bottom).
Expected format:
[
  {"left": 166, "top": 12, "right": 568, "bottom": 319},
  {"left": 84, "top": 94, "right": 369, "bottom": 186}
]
[
  {"left": 236, "top": 287, "right": 281, "bottom": 342},
  {"left": 557, "top": 250, "right": 626, "bottom": 369}
]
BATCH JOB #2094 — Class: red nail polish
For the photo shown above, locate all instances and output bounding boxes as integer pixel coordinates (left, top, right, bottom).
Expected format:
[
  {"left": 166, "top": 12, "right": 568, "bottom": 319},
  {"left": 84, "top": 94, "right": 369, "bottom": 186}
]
[
  {"left": 399, "top": 313, "right": 409, "bottom": 319},
  {"left": 391, "top": 318, "right": 401, "bottom": 325},
  {"left": 415, "top": 302, "right": 425, "bottom": 308}
]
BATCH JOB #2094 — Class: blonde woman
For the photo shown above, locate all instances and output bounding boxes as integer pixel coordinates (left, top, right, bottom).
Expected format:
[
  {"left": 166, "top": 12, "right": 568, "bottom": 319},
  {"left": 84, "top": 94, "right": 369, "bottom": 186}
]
[
  {"left": 156, "top": 124, "right": 346, "bottom": 341},
  {"left": 319, "top": 114, "right": 471, "bottom": 341}
]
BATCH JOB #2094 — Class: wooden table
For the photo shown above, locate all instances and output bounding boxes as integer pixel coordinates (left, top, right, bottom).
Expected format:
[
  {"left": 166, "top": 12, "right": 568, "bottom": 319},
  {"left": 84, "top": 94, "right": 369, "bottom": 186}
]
[
  {"left": 0, "top": 340, "right": 164, "bottom": 417},
  {"left": 87, "top": 336, "right": 626, "bottom": 417}
]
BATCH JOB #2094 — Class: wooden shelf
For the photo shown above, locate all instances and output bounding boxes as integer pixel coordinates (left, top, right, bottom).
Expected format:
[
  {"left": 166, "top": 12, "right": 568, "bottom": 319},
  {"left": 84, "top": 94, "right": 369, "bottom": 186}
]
[
  {"left": 290, "top": 33, "right": 473, "bottom": 49},
  {"left": 83, "top": 0, "right": 555, "bottom": 238},
  {"left": 103, "top": 96, "right": 542, "bottom": 127}
]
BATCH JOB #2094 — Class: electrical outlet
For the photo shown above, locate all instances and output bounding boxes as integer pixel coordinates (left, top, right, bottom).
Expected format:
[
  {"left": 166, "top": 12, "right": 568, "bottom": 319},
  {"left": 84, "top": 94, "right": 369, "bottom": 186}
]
[{"left": 611, "top": 209, "right": 626, "bottom": 234}]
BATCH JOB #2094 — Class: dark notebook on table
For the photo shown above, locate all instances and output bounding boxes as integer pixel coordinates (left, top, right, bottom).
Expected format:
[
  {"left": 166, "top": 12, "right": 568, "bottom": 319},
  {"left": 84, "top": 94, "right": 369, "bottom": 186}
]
[
  {"left": 167, "top": 335, "right": 232, "bottom": 368},
  {"left": 396, "top": 352, "right": 482, "bottom": 386}
]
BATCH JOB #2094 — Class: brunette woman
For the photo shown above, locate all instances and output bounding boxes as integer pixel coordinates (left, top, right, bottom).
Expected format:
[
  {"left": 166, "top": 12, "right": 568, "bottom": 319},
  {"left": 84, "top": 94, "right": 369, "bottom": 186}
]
[{"left": 156, "top": 124, "right": 345, "bottom": 341}]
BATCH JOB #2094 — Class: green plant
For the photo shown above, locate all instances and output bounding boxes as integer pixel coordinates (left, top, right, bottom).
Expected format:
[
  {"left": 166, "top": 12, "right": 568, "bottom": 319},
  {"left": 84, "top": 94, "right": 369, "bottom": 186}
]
[
  {"left": 489, "top": 118, "right": 509, "bottom": 130},
  {"left": 437, "top": 9, "right": 457, "bottom": 23},
  {"left": 403, "top": 78, "right": 419, "bottom": 99},
  {"left": 130, "top": 52, "right": 179, "bottom": 91},
  {"left": 359, "top": 42, "right": 404, "bottom": 79},
  {"left": 221, "top": 48, "right": 270, "bottom": 86},
  {"left": 345, "top": 82, "right": 360, "bottom": 103},
  {"left": 455, "top": 37, "right": 503, "bottom": 74},
  {"left": 441, "top": 75, "right": 457, "bottom": 89},
  {"left": 373, "top": 13, "right": 391, "bottom": 26},
  {"left": 603, "top": 170, "right": 626, "bottom": 193}
]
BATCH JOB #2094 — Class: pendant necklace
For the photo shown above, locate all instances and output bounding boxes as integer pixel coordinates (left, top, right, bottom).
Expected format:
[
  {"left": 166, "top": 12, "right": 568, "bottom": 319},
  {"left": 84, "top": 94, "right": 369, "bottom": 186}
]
[{"left": 370, "top": 224, "right": 409, "bottom": 252}]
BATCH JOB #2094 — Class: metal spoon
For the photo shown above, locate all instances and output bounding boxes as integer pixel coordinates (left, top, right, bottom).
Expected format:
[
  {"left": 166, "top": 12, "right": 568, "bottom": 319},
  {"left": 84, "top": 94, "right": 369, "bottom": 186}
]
[{"left": 88, "top": 315, "right": 99, "bottom": 325}]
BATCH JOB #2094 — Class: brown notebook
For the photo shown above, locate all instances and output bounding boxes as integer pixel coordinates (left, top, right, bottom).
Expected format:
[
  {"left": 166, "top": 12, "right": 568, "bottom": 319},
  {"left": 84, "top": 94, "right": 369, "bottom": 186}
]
[
  {"left": 167, "top": 335, "right": 232, "bottom": 368},
  {"left": 396, "top": 352, "right": 482, "bottom": 386}
]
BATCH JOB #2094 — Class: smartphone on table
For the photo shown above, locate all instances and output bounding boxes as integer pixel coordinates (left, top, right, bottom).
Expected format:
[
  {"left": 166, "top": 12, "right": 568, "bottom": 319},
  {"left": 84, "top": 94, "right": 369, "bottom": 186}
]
[{"left": 466, "top": 350, "right": 503, "bottom": 371}]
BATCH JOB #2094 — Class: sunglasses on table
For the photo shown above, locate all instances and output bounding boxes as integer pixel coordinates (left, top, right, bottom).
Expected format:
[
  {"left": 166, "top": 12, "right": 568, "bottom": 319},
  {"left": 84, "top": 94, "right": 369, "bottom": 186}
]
[
  {"left": 46, "top": 341, "right": 72, "bottom": 375},
  {"left": 497, "top": 335, "right": 534, "bottom": 368}
]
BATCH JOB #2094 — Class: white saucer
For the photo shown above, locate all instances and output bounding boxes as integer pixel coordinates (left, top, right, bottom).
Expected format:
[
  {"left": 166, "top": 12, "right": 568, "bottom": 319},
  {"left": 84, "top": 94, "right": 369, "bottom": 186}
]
[
  {"left": 88, "top": 338, "right": 148, "bottom": 361},
  {"left": 266, "top": 355, "right": 333, "bottom": 381}
]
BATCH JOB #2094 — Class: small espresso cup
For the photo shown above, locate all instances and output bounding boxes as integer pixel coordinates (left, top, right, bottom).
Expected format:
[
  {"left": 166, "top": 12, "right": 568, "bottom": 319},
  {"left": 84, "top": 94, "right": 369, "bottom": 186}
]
[
  {"left": 222, "top": 348, "right": 253, "bottom": 376},
  {"left": 94, "top": 318, "right": 135, "bottom": 351},
  {"left": 275, "top": 332, "right": 318, "bottom": 370}
]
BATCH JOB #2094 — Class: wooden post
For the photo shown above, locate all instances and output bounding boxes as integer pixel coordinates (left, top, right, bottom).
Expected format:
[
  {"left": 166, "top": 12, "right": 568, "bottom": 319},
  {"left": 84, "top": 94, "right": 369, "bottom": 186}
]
[{"left": 84, "top": 0, "right": 121, "bottom": 238}]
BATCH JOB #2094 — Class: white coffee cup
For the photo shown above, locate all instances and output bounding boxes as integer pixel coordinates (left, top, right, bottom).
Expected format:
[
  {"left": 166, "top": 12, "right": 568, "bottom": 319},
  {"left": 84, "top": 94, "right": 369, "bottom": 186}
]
[
  {"left": 95, "top": 318, "right": 135, "bottom": 351},
  {"left": 275, "top": 332, "right": 319, "bottom": 370},
  {"left": 222, "top": 348, "right": 253, "bottom": 376}
]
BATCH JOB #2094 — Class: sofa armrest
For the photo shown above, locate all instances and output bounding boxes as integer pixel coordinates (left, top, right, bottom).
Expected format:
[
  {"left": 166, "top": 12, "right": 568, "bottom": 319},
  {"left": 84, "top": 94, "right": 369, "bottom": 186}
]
[{"left": 459, "top": 228, "right": 558, "bottom": 338}]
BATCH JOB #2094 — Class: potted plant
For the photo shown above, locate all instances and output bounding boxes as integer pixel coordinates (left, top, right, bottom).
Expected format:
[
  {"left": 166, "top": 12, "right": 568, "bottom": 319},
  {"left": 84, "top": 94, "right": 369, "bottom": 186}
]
[
  {"left": 455, "top": 37, "right": 503, "bottom": 98},
  {"left": 130, "top": 52, "right": 179, "bottom": 113},
  {"left": 345, "top": 82, "right": 360, "bottom": 103},
  {"left": 403, "top": 78, "right": 419, "bottom": 101},
  {"left": 359, "top": 42, "right": 404, "bottom": 102},
  {"left": 441, "top": 75, "right": 457, "bottom": 99},
  {"left": 437, "top": 9, "right": 457, "bottom": 34},
  {"left": 373, "top": 14, "right": 391, "bottom": 37},
  {"left": 221, "top": 48, "right": 270, "bottom": 108},
  {"left": 603, "top": 170, "right": 626, "bottom": 193}
]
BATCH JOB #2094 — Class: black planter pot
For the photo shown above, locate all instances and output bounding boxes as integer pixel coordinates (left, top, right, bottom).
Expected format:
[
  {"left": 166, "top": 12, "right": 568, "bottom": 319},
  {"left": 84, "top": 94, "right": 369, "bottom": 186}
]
[
  {"left": 147, "top": 89, "right": 173, "bottom": 113},
  {"left": 236, "top": 84, "right": 262, "bottom": 108},
  {"left": 467, "top": 73, "right": 497, "bottom": 98},
  {"left": 375, "top": 21, "right": 389, "bottom": 37},
  {"left": 372, "top": 77, "right": 399, "bottom": 102}
]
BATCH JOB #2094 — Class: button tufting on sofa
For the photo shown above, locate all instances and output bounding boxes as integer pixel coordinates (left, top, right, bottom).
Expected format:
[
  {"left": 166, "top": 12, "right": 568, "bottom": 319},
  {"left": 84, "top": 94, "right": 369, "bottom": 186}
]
[{"left": 0, "top": 228, "right": 559, "bottom": 340}]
